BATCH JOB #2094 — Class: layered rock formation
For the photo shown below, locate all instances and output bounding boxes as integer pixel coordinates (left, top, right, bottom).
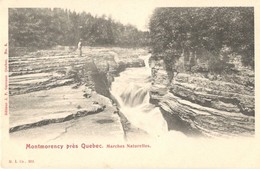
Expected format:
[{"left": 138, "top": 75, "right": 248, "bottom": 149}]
[
  {"left": 150, "top": 59, "right": 255, "bottom": 137},
  {"left": 9, "top": 47, "right": 146, "bottom": 142},
  {"left": 9, "top": 47, "right": 145, "bottom": 96}
]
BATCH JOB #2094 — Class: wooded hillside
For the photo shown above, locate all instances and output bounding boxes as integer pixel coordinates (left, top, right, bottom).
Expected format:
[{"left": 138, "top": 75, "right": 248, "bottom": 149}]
[
  {"left": 9, "top": 8, "right": 149, "bottom": 49},
  {"left": 149, "top": 7, "right": 254, "bottom": 72}
]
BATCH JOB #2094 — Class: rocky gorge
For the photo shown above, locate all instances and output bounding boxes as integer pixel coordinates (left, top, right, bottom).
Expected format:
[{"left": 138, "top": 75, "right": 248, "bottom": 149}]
[
  {"left": 9, "top": 46, "right": 255, "bottom": 142},
  {"left": 149, "top": 57, "right": 255, "bottom": 137},
  {"left": 9, "top": 47, "right": 147, "bottom": 142}
]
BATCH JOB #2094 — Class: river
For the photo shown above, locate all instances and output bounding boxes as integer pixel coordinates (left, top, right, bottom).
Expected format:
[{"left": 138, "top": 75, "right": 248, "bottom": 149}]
[{"left": 111, "top": 54, "right": 178, "bottom": 138}]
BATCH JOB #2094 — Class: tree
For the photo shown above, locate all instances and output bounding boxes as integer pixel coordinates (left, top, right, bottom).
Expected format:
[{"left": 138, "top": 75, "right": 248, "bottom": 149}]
[
  {"left": 149, "top": 7, "right": 254, "bottom": 73},
  {"left": 9, "top": 8, "right": 149, "bottom": 52}
]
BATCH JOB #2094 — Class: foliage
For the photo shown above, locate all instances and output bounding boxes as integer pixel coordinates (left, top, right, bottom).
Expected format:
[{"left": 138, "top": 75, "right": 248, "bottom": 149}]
[
  {"left": 9, "top": 8, "right": 149, "bottom": 50},
  {"left": 149, "top": 7, "right": 254, "bottom": 72}
]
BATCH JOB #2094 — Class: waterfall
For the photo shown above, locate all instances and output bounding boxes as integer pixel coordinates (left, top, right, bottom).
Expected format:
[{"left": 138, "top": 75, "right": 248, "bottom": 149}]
[{"left": 111, "top": 54, "right": 168, "bottom": 138}]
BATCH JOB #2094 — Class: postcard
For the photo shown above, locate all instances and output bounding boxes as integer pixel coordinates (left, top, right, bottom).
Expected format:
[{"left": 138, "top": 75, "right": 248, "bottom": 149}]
[{"left": 1, "top": 0, "right": 260, "bottom": 168}]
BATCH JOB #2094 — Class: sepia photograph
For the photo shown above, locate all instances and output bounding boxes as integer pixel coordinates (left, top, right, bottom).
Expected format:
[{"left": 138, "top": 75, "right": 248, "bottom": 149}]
[{"left": 1, "top": 0, "right": 259, "bottom": 168}]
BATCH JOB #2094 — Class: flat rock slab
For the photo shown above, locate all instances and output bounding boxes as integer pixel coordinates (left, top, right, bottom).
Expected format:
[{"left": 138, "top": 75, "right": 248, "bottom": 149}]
[
  {"left": 9, "top": 84, "right": 125, "bottom": 142},
  {"left": 10, "top": 85, "right": 94, "bottom": 127},
  {"left": 10, "top": 109, "right": 125, "bottom": 143}
]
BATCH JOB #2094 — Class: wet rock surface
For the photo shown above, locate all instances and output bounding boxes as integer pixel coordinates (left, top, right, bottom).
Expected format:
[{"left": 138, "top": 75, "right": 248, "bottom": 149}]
[{"left": 150, "top": 59, "right": 255, "bottom": 137}]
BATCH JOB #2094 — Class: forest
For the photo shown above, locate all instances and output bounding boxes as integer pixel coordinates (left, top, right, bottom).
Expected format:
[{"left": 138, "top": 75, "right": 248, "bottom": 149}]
[
  {"left": 9, "top": 7, "right": 254, "bottom": 74},
  {"left": 9, "top": 8, "right": 149, "bottom": 49},
  {"left": 149, "top": 7, "right": 254, "bottom": 73}
]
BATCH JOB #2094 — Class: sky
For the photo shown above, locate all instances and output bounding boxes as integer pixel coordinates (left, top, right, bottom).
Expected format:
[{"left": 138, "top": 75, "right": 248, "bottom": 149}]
[
  {"left": 6, "top": 0, "right": 253, "bottom": 31},
  {"left": 59, "top": 0, "right": 157, "bottom": 31}
]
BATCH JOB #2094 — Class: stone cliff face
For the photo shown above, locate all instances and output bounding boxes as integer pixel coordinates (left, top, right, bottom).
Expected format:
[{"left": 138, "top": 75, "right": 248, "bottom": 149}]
[{"left": 150, "top": 59, "right": 255, "bottom": 137}]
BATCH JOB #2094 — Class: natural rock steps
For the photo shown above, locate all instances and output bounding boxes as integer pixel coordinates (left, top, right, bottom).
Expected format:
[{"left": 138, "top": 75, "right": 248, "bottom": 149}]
[
  {"left": 150, "top": 59, "right": 254, "bottom": 137},
  {"left": 9, "top": 78, "right": 74, "bottom": 96},
  {"left": 9, "top": 47, "right": 147, "bottom": 141},
  {"left": 175, "top": 73, "right": 254, "bottom": 96},
  {"left": 172, "top": 73, "right": 254, "bottom": 116},
  {"left": 171, "top": 84, "right": 254, "bottom": 115},
  {"left": 9, "top": 47, "right": 146, "bottom": 96},
  {"left": 159, "top": 93, "right": 254, "bottom": 137}
]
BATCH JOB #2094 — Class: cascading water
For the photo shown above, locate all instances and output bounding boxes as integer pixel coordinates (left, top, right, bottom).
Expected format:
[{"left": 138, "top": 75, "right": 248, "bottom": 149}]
[{"left": 111, "top": 54, "right": 168, "bottom": 138}]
